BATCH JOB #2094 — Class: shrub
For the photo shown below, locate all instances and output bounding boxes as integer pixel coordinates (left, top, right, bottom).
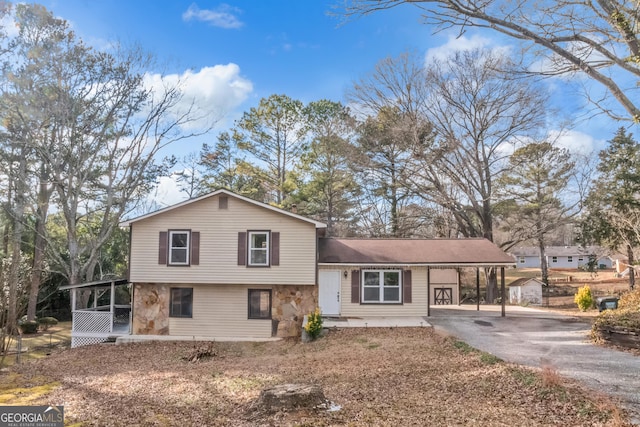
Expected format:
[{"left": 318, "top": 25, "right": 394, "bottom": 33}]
[
  {"left": 304, "top": 307, "right": 323, "bottom": 340},
  {"left": 574, "top": 285, "right": 593, "bottom": 311},
  {"left": 38, "top": 317, "right": 59, "bottom": 331},
  {"left": 19, "top": 320, "right": 39, "bottom": 334},
  {"left": 618, "top": 288, "right": 640, "bottom": 311}
]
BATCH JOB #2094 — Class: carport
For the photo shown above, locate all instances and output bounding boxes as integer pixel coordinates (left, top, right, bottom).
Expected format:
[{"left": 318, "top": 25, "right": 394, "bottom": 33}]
[{"left": 317, "top": 238, "right": 516, "bottom": 318}]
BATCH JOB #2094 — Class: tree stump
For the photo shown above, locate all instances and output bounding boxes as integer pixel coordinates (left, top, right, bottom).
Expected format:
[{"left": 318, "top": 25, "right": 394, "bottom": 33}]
[{"left": 255, "top": 383, "right": 326, "bottom": 412}]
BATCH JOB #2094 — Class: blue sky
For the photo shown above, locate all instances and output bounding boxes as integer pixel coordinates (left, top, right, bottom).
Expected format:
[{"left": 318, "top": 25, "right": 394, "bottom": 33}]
[{"left": 39, "top": 1, "right": 621, "bottom": 203}]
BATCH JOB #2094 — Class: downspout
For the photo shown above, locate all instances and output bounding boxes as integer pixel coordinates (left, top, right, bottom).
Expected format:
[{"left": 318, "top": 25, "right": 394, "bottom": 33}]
[{"left": 128, "top": 224, "right": 133, "bottom": 335}]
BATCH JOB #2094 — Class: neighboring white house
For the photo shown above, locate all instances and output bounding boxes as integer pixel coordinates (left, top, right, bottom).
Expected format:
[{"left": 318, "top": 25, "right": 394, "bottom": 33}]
[
  {"left": 510, "top": 246, "right": 613, "bottom": 269},
  {"left": 509, "top": 278, "right": 544, "bottom": 306}
]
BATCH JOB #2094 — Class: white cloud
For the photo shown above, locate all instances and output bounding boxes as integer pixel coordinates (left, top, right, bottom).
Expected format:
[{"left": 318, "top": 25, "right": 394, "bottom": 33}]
[
  {"left": 425, "top": 34, "right": 497, "bottom": 64},
  {"left": 148, "top": 175, "right": 189, "bottom": 208},
  {"left": 144, "top": 63, "right": 253, "bottom": 130},
  {"left": 182, "top": 3, "right": 243, "bottom": 29},
  {"left": 548, "top": 129, "right": 602, "bottom": 154}
]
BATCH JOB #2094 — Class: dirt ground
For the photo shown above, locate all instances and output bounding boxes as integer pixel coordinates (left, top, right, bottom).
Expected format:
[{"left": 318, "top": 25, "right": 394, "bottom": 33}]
[{"left": 3, "top": 328, "right": 631, "bottom": 426}]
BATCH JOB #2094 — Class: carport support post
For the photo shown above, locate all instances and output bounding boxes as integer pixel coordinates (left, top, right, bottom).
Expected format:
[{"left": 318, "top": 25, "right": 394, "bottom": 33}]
[
  {"left": 501, "top": 267, "right": 506, "bottom": 317},
  {"left": 427, "top": 267, "right": 431, "bottom": 317},
  {"left": 476, "top": 268, "right": 480, "bottom": 311}
]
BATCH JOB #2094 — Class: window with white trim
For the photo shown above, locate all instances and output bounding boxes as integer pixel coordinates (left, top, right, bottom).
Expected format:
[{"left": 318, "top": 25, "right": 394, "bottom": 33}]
[
  {"left": 519, "top": 256, "right": 525, "bottom": 264},
  {"left": 248, "top": 231, "right": 269, "bottom": 266},
  {"left": 552, "top": 256, "right": 558, "bottom": 263},
  {"left": 568, "top": 256, "right": 573, "bottom": 263},
  {"left": 362, "top": 270, "right": 401, "bottom": 303},
  {"left": 169, "top": 231, "right": 190, "bottom": 265}
]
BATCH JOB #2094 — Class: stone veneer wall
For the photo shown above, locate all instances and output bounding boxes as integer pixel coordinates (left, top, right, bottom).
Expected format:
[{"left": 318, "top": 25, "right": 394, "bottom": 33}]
[
  {"left": 272, "top": 285, "right": 317, "bottom": 338},
  {"left": 133, "top": 283, "right": 170, "bottom": 335}
]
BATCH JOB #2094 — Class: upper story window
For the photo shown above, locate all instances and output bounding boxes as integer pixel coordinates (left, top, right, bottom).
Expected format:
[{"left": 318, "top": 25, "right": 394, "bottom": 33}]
[
  {"left": 362, "top": 270, "right": 401, "bottom": 303},
  {"left": 249, "top": 231, "right": 269, "bottom": 266},
  {"left": 169, "top": 231, "right": 190, "bottom": 265}
]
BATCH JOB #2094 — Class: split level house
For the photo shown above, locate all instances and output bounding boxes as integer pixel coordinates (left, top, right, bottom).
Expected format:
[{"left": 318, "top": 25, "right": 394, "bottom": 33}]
[{"left": 64, "top": 189, "right": 515, "bottom": 347}]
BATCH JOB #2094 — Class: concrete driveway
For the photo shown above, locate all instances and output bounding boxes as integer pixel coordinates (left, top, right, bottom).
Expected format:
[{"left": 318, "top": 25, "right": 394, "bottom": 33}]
[{"left": 428, "top": 305, "right": 640, "bottom": 423}]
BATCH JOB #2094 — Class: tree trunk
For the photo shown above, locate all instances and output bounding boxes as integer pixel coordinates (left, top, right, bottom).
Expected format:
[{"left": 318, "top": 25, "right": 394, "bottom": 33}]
[
  {"left": 483, "top": 203, "right": 497, "bottom": 301},
  {"left": 7, "top": 153, "right": 28, "bottom": 336},
  {"left": 539, "top": 237, "right": 549, "bottom": 286},
  {"left": 485, "top": 267, "right": 497, "bottom": 303},
  {"left": 627, "top": 244, "right": 635, "bottom": 290},
  {"left": 27, "top": 171, "right": 51, "bottom": 321}
]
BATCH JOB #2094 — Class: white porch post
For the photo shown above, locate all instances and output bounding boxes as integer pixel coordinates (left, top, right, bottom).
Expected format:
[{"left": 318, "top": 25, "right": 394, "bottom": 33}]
[
  {"left": 71, "top": 288, "right": 77, "bottom": 312},
  {"left": 110, "top": 281, "right": 116, "bottom": 333},
  {"left": 427, "top": 267, "right": 431, "bottom": 317},
  {"left": 93, "top": 289, "right": 98, "bottom": 309}
]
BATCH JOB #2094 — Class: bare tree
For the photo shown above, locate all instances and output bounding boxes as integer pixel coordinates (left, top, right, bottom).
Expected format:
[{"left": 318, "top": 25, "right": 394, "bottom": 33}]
[
  {"left": 1, "top": 4, "right": 213, "bottom": 296},
  {"left": 408, "top": 48, "right": 548, "bottom": 301},
  {"left": 347, "top": 52, "right": 435, "bottom": 236},
  {"left": 342, "top": 0, "right": 640, "bottom": 122}
]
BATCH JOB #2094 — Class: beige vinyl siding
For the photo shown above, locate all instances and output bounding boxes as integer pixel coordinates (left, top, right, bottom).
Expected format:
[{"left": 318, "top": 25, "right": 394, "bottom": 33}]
[
  {"left": 130, "top": 195, "right": 317, "bottom": 285},
  {"left": 430, "top": 268, "right": 459, "bottom": 304},
  {"left": 169, "top": 284, "right": 272, "bottom": 337},
  {"left": 336, "top": 267, "right": 430, "bottom": 317}
]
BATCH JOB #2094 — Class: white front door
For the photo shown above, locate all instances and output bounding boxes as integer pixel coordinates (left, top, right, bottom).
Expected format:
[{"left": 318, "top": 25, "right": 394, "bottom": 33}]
[{"left": 319, "top": 270, "right": 341, "bottom": 316}]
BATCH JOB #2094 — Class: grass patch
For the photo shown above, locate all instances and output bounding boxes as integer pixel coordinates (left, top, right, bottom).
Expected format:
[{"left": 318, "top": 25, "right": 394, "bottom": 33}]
[
  {"left": 0, "top": 373, "right": 60, "bottom": 405},
  {"left": 479, "top": 352, "right": 502, "bottom": 365},
  {"left": 452, "top": 340, "right": 476, "bottom": 354}
]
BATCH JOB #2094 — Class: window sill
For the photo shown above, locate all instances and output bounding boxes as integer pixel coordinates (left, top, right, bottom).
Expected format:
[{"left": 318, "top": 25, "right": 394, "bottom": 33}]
[{"left": 360, "top": 302, "right": 403, "bottom": 305}]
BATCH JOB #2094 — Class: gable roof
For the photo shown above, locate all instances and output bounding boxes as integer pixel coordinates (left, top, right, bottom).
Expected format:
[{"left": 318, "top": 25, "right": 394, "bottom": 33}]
[
  {"left": 318, "top": 238, "right": 515, "bottom": 267},
  {"left": 508, "top": 278, "right": 545, "bottom": 288},
  {"left": 119, "top": 189, "right": 327, "bottom": 228}
]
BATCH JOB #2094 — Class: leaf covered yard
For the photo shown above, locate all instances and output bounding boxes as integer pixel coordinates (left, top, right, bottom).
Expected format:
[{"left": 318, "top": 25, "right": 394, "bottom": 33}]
[{"left": 3, "top": 328, "right": 630, "bottom": 426}]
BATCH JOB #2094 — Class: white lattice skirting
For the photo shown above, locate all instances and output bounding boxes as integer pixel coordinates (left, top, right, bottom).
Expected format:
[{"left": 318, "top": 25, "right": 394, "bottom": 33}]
[
  {"left": 72, "top": 310, "right": 112, "bottom": 334},
  {"left": 72, "top": 336, "right": 109, "bottom": 348},
  {"left": 71, "top": 310, "right": 129, "bottom": 348}
]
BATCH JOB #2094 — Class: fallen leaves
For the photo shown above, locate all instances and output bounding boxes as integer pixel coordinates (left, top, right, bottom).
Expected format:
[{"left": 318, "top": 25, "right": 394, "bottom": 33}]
[{"left": 4, "top": 328, "right": 630, "bottom": 426}]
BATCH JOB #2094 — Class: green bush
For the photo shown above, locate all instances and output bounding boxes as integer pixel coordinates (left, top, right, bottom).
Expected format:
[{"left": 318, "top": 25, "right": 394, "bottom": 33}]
[
  {"left": 574, "top": 285, "right": 593, "bottom": 311},
  {"left": 304, "top": 307, "right": 323, "bottom": 340},
  {"left": 19, "top": 320, "right": 39, "bottom": 334},
  {"left": 38, "top": 317, "right": 59, "bottom": 331}
]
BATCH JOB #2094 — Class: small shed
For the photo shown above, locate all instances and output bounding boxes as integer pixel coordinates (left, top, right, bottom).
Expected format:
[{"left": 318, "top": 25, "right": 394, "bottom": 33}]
[{"left": 509, "top": 278, "right": 544, "bottom": 306}]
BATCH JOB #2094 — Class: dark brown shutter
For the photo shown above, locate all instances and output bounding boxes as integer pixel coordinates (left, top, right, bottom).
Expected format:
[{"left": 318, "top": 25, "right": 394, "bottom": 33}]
[
  {"left": 270, "top": 232, "right": 280, "bottom": 266},
  {"left": 190, "top": 231, "right": 200, "bottom": 265},
  {"left": 237, "top": 232, "right": 247, "bottom": 265},
  {"left": 351, "top": 270, "right": 360, "bottom": 303},
  {"left": 403, "top": 269, "right": 412, "bottom": 303},
  {"left": 158, "top": 231, "right": 167, "bottom": 265}
]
